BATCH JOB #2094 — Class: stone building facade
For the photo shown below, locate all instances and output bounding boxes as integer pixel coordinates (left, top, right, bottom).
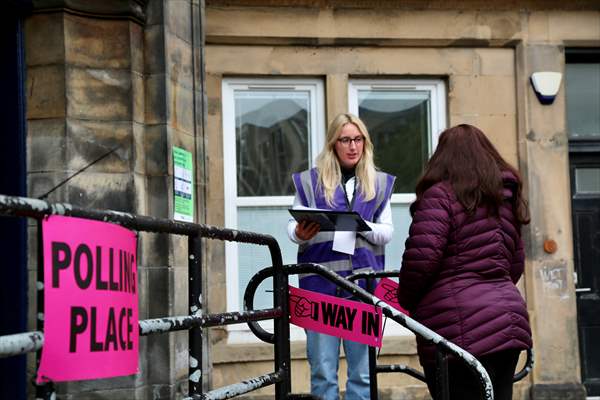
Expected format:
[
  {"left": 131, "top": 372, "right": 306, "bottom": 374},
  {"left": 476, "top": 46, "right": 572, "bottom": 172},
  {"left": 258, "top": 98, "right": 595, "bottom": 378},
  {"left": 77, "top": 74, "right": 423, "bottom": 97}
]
[{"left": 0, "top": 0, "right": 598, "bottom": 399}]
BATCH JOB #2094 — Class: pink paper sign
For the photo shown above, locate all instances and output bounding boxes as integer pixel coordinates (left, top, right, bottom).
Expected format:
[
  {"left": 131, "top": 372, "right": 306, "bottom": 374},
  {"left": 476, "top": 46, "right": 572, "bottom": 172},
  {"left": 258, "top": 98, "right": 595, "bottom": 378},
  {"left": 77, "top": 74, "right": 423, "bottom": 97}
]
[
  {"left": 374, "top": 278, "right": 410, "bottom": 315},
  {"left": 37, "top": 215, "right": 138, "bottom": 383},
  {"left": 289, "top": 286, "right": 382, "bottom": 347}
]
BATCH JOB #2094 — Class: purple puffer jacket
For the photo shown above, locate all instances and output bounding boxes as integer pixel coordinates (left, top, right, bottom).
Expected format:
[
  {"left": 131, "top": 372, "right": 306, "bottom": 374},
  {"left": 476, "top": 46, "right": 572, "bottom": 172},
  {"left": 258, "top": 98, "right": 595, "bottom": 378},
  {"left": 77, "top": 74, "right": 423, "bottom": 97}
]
[{"left": 398, "top": 174, "right": 532, "bottom": 366}]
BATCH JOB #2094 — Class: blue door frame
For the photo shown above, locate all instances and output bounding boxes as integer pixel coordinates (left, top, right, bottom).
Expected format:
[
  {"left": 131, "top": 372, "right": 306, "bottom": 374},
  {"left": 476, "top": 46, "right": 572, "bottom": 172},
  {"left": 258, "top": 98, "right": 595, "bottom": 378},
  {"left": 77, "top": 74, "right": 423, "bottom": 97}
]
[{"left": 0, "top": 1, "right": 30, "bottom": 399}]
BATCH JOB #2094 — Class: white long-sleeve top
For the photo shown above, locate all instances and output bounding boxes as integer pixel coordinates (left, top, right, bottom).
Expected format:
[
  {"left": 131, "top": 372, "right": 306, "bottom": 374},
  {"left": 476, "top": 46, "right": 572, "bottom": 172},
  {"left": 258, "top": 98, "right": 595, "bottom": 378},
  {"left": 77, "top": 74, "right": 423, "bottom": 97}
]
[{"left": 287, "top": 176, "right": 394, "bottom": 246}]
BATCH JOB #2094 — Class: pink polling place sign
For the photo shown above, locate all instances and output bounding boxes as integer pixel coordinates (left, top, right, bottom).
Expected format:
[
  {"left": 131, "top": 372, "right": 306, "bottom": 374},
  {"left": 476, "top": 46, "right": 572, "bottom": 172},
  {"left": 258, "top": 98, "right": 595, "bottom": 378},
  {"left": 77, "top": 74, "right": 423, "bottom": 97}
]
[
  {"left": 373, "top": 278, "right": 410, "bottom": 316},
  {"left": 289, "top": 286, "right": 382, "bottom": 347},
  {"left": 37, "top": 215, "right": 138, "bottom": 383}
]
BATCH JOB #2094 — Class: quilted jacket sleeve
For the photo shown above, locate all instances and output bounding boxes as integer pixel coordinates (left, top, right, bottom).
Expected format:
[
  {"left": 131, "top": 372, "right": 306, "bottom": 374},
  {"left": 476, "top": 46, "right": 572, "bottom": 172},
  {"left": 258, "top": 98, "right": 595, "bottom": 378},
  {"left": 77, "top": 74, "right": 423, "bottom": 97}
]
[
  {"left": 510, "top": 236, "right": 525, "bottom": 284},
  {"left": 398, "top": 184, "right": 451, "bottom": 312}
]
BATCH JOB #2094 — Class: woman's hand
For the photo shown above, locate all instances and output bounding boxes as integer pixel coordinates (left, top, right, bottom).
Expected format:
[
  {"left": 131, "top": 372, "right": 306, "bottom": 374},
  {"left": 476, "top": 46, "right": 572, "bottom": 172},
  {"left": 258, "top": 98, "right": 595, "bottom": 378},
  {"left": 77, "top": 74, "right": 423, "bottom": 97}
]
[{"left": 295, "top": 220, "right": 321, "bottom": 241}]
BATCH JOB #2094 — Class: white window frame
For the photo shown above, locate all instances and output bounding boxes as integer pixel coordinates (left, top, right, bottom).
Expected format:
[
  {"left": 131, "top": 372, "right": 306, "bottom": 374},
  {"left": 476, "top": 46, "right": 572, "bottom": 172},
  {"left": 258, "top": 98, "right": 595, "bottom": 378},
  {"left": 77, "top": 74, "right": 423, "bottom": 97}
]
[
  {"left": 348, "top": 79, "right": 447, "bottom": 205},
  {"left": 349, "top": 78, "right": 447, "bottom": 337},
  {"left": 222, "top": 78, "right": 325, "bottom": 342}
]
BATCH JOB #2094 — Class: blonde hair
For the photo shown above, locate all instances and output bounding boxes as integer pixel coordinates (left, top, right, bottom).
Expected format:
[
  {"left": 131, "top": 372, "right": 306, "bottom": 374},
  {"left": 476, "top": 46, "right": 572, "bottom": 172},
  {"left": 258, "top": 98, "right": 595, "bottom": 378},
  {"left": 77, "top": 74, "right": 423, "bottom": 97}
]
[{"left": 315, "top": 113, "right": 377, "bottom": 206}]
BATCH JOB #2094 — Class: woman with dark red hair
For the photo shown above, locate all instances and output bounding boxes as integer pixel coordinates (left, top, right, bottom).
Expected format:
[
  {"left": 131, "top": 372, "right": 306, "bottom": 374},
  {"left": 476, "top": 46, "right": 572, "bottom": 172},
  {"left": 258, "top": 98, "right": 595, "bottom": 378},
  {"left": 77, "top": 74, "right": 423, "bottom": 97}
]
[{"left": 398, "top": 124, "right": 532, "bottom": 400}]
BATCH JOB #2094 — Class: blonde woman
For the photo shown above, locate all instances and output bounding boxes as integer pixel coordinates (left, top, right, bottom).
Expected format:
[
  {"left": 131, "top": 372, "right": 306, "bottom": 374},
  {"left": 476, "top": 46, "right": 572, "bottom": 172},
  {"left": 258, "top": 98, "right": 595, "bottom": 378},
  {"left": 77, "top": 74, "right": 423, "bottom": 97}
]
[{"left": 287, "top": 113, "right": 395, "bottom": 400}]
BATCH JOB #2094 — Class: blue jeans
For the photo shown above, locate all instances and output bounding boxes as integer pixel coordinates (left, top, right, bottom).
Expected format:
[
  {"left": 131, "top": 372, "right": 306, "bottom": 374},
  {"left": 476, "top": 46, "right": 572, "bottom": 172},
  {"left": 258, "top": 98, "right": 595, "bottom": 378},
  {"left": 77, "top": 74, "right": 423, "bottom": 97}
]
[{"left": 306, "top": 330, "right": 370, "bottom": 400}]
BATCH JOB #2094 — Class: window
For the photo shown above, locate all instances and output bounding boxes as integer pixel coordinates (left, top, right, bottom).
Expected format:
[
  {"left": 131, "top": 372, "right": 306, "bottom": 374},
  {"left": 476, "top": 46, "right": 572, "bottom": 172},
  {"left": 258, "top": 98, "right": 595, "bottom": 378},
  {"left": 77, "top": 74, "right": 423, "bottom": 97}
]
[
  {"left": 222, "top": 78, "right": 325, "bottom": 342},
  {"left": 566, "top": 49, "right": 600, "bottom": 139},
  {"left": 349, "top": 79, "right": 446, "bottom": 336},
  {"left": 223, "top": 78, "right": 445, "bottom": 341},
  {"left": 349, "top": 79, "right": 447, "bottom": 268},
  {"left": 575, "top": 168, "right": 600, "bottom": 194}
]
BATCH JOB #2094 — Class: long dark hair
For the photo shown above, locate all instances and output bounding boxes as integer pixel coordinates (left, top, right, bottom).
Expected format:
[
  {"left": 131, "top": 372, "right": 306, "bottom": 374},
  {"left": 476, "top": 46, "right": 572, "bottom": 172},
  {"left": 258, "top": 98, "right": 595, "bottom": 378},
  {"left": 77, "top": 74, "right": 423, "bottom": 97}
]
[{"left": 413, "top": 124, "right": 530, "bottom": 225}]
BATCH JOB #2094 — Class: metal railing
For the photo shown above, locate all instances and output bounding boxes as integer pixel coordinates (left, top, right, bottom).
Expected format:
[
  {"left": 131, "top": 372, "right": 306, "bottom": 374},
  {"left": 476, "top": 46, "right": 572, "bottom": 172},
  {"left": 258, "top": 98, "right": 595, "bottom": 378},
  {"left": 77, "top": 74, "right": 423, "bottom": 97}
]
[
  {"left": 0, "top": 194, "right": 533, "bottom": 400},
  {"left": 346, "top": 271, "right": 534, "bottom": 400},
  {"left": 245, "top": 264, "right": 535, "bottom": 400},
  {"left": 0, "top": 194, "right": 291, "bottom": 400}
]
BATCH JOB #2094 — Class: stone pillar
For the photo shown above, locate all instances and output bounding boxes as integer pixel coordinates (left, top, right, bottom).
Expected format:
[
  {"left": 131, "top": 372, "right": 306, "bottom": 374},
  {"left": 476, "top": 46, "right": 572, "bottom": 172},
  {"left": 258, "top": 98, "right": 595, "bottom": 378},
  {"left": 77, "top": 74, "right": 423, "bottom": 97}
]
[
  {"left": 143, "top": 0, "right": 208, "bottom": 397},
  {"left": 26, "top": 11, "right": 144, "bottom": 210},
  {"left": 516, "top": 43, "right": 586, "bottom": 399},
  {"left": 25, "top": 0, "right": 208, "bottom": 398},
  {"left": 27, "top": 0, "right": 209, "bottom": 397}
]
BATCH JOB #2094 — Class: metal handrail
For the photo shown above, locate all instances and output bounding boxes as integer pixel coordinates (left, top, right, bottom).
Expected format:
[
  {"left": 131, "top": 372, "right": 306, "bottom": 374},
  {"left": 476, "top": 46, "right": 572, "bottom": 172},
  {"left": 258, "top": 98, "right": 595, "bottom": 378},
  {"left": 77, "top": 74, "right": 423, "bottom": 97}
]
[
  {"left": 346, "top": 270, "right": 533, "bottom": 400},
  {"left": 0, "top": 194, "right": 279, "bottom": 243},
  {"left": 0, "top": 194, "right": 531, "bottom": 399},
  {"left": 243, "top": 263, "right": 494, "bottom": 400},
  {"left": 346, "top": 271, "right": 534, "bottom": 384},
  {"left": 0, "top": 308, "right": 282, "bottom": 358},
  {"left": 0, "top": 194, "right": 291, "bottom": 399},
  {"left": 514, "top": 348, "right": 534, "bottom": 383}
]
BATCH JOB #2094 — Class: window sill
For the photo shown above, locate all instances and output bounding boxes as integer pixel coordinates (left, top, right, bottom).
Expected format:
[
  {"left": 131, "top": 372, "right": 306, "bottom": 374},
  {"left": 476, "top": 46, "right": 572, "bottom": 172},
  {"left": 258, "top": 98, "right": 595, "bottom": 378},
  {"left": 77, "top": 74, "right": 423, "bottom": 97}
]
[{"left": 212, "top": 334, "right": 417, "bottom": 365}]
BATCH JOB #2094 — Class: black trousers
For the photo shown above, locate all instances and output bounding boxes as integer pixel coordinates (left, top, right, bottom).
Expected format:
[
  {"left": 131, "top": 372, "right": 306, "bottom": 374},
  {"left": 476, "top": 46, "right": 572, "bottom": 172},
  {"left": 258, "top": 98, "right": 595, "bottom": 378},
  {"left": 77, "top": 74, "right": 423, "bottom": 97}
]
[{"left": 423, "top": 349, "right": 521, "bottom": 400}]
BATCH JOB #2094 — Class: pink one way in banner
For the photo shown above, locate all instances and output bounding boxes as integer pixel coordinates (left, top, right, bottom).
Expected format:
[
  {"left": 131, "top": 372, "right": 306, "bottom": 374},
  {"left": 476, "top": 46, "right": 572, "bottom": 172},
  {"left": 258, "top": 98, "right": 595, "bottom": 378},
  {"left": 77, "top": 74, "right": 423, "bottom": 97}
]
[
  {"left": 289, "top": 286, "right": 382, "bottom": 347},
  {"left": 373, "top": 278, "right": 410, "bottom": 316},
  {"left": 37, "top": 215, "right": 138, "bottom": 383}
]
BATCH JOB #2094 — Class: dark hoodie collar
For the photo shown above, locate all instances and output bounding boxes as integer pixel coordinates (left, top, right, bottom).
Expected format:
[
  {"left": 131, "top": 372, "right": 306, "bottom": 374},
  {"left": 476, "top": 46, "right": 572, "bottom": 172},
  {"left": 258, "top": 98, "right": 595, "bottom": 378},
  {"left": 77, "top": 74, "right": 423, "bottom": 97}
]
[{"left": 341, "top": 167, "right": 356, "bottom": 184}]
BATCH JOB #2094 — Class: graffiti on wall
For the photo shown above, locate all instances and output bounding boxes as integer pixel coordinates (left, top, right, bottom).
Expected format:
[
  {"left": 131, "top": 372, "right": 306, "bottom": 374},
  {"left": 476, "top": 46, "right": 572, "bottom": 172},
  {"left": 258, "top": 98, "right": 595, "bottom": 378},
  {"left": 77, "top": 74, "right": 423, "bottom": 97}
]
[{"left": 539, "top": 262, "right": 569, "bottom": 299}]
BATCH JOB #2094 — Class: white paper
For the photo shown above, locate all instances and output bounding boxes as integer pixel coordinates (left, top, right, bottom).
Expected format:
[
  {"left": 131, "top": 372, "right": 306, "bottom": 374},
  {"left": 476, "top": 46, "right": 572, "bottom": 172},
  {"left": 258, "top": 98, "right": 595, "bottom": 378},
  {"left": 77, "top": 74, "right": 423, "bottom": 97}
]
[{"left": 332, "top": 230, "right": 356, "bottom": 255}]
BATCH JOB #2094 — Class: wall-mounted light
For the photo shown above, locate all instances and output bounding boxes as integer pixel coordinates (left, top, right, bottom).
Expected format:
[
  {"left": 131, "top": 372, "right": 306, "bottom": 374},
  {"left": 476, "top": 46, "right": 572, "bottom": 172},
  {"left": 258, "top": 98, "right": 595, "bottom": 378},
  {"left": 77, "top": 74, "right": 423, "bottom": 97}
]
[{"left": 530, "top": 71, "right": 562, "bottom": 105}]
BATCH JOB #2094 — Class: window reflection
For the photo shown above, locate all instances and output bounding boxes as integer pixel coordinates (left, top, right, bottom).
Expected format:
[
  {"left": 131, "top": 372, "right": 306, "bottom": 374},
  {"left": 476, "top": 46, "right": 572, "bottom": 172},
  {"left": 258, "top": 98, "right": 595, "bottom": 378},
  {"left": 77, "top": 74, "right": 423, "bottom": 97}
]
[
  {"left": 235, "top": 91, "right": 310, "bottom": 196},
  {"left": 566, "top": 63, "right": 600, "bottom": 138},
  {"left": 358, "top": 91, "right": 430, "bottom": 193}
]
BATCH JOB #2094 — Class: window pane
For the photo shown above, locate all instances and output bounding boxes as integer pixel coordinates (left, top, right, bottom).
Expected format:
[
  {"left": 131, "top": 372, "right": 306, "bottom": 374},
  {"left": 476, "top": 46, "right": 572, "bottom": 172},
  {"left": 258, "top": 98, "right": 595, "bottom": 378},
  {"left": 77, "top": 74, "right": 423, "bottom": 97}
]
[
  {"left": 576, "top": 168, "right": 600, "bottom": 194},
  {"left": 238, "top": 206, "right": 299, "bottom": 310},
  {"left": 235, "top": 91, "right": 310, "bottom": 196},
  {"left": 358, "top": 90, "right": 430, "bottom": 193},
  {"left": 566, "top": 63, "right": 600, "bottom": 138},
  {"left": 386, "top": 204, "right": 411, "bottom": 270}
]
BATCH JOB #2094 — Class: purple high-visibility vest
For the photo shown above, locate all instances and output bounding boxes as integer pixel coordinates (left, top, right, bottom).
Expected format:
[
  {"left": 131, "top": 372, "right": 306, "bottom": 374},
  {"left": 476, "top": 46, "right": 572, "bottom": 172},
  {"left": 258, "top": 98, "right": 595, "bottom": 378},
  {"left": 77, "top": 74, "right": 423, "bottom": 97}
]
[{"left": 292, "top": 168, "right": 395, "bottom": 296}]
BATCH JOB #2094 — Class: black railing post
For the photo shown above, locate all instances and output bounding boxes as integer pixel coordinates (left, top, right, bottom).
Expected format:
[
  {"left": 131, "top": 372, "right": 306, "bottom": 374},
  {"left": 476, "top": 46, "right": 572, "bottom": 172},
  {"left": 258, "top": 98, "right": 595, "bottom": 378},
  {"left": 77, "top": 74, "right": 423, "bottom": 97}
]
[
  {"left": 435, "top": 345, "right": 449, "bottom": 400},
  {"left": 34, "top": 218, "right": 54, "bottom": 399},
  {"left": 366, "top": 276, "right": 379, "bottom": 400},
  {"left": 270, "top": 243, "right": 291, "bottom": 399},
  {"left": 188, "top": 234, "right": 203, "bottom": 396}
]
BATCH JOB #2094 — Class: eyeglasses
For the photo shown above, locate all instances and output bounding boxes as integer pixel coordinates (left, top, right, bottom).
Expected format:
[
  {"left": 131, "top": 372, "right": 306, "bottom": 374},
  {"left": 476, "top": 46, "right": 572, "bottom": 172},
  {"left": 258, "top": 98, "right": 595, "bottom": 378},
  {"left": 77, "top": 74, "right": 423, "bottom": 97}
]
[{"left": 337, "top": 136, "right": 364, "bottom": 146}]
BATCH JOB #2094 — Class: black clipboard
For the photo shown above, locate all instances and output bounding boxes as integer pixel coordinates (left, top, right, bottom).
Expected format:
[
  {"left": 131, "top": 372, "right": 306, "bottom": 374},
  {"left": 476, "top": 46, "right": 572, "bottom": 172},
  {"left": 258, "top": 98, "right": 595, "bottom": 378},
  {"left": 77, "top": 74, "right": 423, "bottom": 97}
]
[{"left": 289, "top": 209, "right": 372, "bottom": 232}]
